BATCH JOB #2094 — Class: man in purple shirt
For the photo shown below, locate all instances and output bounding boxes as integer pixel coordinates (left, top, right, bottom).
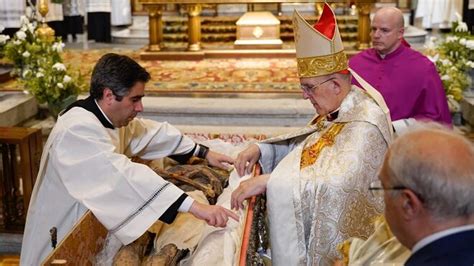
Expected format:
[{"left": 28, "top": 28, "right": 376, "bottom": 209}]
[{"left": 349, "top": 7, "right": 452, "bottom": 132}]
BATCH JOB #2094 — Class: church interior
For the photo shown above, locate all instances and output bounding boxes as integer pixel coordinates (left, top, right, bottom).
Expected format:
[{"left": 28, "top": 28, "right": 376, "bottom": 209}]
[{"left": 0, "top": 0, "right": 473, "bottom": 265}]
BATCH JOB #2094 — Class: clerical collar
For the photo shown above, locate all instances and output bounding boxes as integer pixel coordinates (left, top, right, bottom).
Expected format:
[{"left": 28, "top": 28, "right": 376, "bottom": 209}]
[
  {"left": 327, "top": 109, "right": 340, "bottom": 121},
  {"left": 310, "top": 108, "right": 340, "bottom": 125},
  {"left": 62, "top": 96, "right": 115, "bottom": 129},
  {"left": 94, "top": 99, "right": 115, "bottom": 128},
  {"left": 377, "top": 44, "right": 405, "bottom": 60}
]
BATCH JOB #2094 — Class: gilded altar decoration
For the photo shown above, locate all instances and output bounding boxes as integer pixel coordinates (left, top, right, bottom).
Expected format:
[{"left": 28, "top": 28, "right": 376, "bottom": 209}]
[{"left": 36, "top": 0, "right": 55, "bottom": 42}]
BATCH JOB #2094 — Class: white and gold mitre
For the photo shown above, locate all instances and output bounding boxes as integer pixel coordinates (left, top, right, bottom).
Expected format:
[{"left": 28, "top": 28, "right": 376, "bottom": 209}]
[{"left": 293, "top": 3, "right": 348, "bottom": 78}]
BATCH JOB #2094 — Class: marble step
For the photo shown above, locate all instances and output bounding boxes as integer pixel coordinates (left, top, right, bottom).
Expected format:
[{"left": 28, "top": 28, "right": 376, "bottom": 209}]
[
  {"left": 139, "top": 96, "right": 315, "bottom": 128},
  {"left": 0, "top": 92, "right": 38, "bottom": 127}
]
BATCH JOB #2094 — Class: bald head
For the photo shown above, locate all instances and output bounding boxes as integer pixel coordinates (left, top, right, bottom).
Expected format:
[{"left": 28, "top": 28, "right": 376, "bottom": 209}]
[
  {"left": 374, "top": 7, "right": 404, "bottom": 29},
  {"left": 395, "top": 127, "right": 474, "bottom": 172},
  {"left": 371, "top": 7, "right": 405, "bottom": 55},
  {"left": 385, "top": 123, "right": 474, "bottom": 219}
]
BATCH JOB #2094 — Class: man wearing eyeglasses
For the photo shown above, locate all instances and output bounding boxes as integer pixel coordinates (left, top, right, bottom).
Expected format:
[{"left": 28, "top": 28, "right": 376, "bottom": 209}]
[
  {"left": 372, "top": 123, "right": 474, "bottom": 265},
  {"left": 229, "top": 4, "right": 393, "bottom": 265}
]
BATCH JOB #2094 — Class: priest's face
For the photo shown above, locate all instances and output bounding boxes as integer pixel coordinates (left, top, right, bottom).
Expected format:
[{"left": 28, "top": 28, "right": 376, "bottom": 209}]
[
  {"left": 107, "top": 82, "right": 145, "bottom": 127},
  {"left": 300, "top": 76, "right": 338, "bottom": 116},
  {"left": 371, "top": 11, "right": 404, "bottom": 55}
]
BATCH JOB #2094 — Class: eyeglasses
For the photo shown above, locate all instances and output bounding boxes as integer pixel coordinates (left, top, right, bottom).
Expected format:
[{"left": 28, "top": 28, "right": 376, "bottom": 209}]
[
  {"left": 368, "top": 180, "right": 406, "bottom": 197},
  {"left": 300, "top": 78, "right": 335, "bottom": 95}
]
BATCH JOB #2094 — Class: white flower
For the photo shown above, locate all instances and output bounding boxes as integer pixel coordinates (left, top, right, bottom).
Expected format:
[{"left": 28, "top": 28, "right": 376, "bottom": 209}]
[
  {"left": 466, "top": 61, "right": 474, "bottom": 68},
  {"left": 460, "top": 38, "right": 467, "bottom": 45},
  {"left": 441, "top": 74, "right": 450, "bottom": 80},
  {"left": 57, "top": 83, "right": 64, "bottom": 89},
  {"left": 52, "top": 62, "right": 66, "bottom": 71},
  {"left": 22, "top": 51, "right": 30, "bottom": 57},
  {"left": 27, "top": 23, "right": 35, "bottom": 33},
  {"left": 36, "top": 72, "right": 44, "bottom": 78},
  {"left": 22, "top": 69, "right": 30, "bottom": 78},
  {"left": 455, "top": 12, "right": 462, "bottom": 23},
  {"left": 13, "top": 40, "right": 21, "bottom": 45},
  {"left": 20, "top": 16, "right": 29, "bottom": 26},
  {"left": 466, "top": 40, "right": 474, "bottom": 50},
  {"left": 455, "top": 22, "right": 468, "bottom": 33},
  {"left": 16, "top": 30, "right": 26, "bottom": 40},
  {"left": 441, "top": 59, "right": 452, "bottom": 66},
  {"left": 446, "top": 36, "right": 459, "bottom": 43},
  {"left": 52, "top": 42, "right": 65, "bottom": 53},
  {"left": 0, "top": 34, "right": 10, "bottom": 44},
  {"left": 63, "top": 75, "right": 72, "bottom": 83}
]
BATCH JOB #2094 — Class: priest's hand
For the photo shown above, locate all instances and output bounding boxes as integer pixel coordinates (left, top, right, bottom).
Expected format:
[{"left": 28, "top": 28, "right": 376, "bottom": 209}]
[
  {"left": 231, "top": 174, "right": 269, "bottom": 211},
  {"left": 206, "top": 150, "right": 234, "bottom": 170},
  {"left": 234, "top": 144, "right": 261, "bottom": 177},
  {"left": 189, "top": 201, "right": 239, "bottom": 227}
]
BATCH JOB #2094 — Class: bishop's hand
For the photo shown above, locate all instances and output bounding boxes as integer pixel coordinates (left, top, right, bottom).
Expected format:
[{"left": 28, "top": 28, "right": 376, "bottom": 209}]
[
  {"left": 231, "top": 174, "right": 269, "bottom": 211},
  {"left": 234, "top": 144, "right": 261, "bottom": 177}
]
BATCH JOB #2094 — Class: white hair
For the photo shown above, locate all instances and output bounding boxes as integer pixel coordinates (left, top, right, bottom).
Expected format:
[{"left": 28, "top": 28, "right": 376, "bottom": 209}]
[{"left": 386, "top": 122, "right": 474, "bottom": 219}]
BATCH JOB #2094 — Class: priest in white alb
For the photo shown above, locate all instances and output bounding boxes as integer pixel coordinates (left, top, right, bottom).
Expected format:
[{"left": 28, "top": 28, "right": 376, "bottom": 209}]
[
  {"left": 21, "top": 53, "right": 238, "bottom": 265},
  {"left": 231, "top": 4, "right": 393, "bottom": 265}
]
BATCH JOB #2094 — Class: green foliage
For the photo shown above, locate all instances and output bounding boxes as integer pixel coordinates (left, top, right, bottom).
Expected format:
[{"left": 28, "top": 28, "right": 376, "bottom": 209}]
[
  {"left": 427, "top": 19, "right": 474, "bottom": 107},
  {"left": 1, "top": 15, "right": 86, "bottom": 109}
]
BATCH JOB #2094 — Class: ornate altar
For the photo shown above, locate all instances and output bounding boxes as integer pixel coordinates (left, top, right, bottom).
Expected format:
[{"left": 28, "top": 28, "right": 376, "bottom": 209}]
[
  {"left": 138, "top": 0, "right": 375, "bottom": 59},
  {"left": 234, "top": 12, "right": 283, "bottom": 49}
]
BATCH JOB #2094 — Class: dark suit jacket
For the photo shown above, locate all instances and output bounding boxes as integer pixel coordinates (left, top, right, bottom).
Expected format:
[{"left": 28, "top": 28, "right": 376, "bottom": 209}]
[{"left": 405, "top": 229, "right": 474, "bottom": 266}]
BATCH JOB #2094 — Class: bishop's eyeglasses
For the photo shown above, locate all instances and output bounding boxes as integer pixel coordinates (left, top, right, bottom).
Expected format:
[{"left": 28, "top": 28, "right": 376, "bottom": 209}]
[
  {"left": 368, "top": 180, "right": 406, "bottom": 197},
  {"left": 300, "top": 78, "right": 335, "bottom": 95}
]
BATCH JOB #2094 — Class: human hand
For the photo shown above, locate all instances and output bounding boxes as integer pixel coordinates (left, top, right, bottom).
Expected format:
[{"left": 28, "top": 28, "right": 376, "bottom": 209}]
[
  {"left": 188, "top": 201, "right": 239, "bottom": 227},
  {"left": 234, "top": 144, "right": 261, "bottom": 177},
  {"left": 206, "top": 150, "right": 234, "bottom": 170},
  {"left": 231, "top": 174, "right": 269, "bottom": 210}
]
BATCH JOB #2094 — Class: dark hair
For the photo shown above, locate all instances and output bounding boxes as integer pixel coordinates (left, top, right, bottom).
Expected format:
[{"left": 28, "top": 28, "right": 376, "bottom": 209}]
[{"left": 90, "top": 53, "right": 151, "bottom": 101}]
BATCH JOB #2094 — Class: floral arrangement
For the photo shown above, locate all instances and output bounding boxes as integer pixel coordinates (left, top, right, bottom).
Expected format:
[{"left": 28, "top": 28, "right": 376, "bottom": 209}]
[
  {"left": 426, "top": 16, "right": 474, "bottom": 112},
  {"left": 1, "top": 14, "right": 85, "bottom": 116}
]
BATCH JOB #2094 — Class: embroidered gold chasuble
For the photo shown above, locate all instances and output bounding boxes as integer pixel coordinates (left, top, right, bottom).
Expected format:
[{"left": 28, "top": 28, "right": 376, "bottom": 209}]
[{"left": 257, "top": 87, "right": 392, "bottom": 265}]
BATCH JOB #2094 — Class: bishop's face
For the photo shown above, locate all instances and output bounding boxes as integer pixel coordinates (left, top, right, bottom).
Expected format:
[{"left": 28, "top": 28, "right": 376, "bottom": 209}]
[
  {"left": 300, "top": 76, "right": 338, "bottom": 116},
  {"left": 107, "top": 82, "right": 145, "bottom": 127}
]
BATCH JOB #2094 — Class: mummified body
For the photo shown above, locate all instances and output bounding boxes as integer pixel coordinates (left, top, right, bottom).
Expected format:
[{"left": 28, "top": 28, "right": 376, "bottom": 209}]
[
  {"left": 136, "top": 157, "right": 230, "bottom": 205},
  {"left": 113, "top": 157, "right": 230, "bottom": 265}
]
